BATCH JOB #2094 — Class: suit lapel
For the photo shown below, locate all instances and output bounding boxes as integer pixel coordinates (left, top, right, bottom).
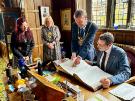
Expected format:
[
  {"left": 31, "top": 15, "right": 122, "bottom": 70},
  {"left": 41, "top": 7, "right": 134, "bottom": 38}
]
[
  {"left": 97, "top": 52, "right": 103, "bottom": 66},
  {"left": 106, "top": 46, "right": 116, "bottom": 71},
  {"left": 85, "top": 22, "right": 91, "bottom": 33}
]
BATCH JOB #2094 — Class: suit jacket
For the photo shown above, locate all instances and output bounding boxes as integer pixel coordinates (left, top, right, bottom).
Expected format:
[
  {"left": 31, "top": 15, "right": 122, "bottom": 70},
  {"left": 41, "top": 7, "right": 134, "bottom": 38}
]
[
  {"left": 95, "top": 45, "right": 131, "bottom": 85},
  {"left": 71, "top": 21, "right": 98, "bottom": 60}
]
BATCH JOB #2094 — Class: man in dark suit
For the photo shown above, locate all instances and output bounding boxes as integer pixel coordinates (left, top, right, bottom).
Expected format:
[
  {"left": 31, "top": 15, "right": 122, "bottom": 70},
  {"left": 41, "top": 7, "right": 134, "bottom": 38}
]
[
  {"left": 92, "top": 32, "right": 131, "bottom": 88},
  {"left": 71, "top": 9, "right": 98, "bottom": 66}
]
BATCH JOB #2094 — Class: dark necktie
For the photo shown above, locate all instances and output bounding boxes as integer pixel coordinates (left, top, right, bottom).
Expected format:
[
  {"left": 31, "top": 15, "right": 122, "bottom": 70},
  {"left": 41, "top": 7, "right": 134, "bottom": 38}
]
[
  {"left": 80, "top": 28, "right": 85, "bottom": 37},
  {"left": 101, "top": 51, "right": 107, "bottom": 71}
]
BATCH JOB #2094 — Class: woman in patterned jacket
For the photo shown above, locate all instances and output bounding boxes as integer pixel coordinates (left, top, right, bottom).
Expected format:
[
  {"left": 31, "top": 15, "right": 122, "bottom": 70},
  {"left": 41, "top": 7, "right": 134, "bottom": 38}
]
[{"left": 41, "top": 15, "right": 61, "bottom": 67}]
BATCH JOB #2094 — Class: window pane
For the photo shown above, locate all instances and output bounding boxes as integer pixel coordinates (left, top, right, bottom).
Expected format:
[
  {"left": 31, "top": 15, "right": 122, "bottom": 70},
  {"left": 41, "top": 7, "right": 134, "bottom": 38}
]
[
  {"left": 91, "top": 0, "right": 107, "bottom": 28},
  {"left": 130, "top": 0, "right": 135, "bottom": 27},
  {"left": 114, "top": 0, "right": 128, "bottom": 27}
]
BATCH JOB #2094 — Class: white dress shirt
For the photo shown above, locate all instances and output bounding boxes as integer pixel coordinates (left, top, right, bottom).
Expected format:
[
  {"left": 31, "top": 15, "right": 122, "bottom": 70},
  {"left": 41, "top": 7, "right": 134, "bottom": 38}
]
[{"left": 100, "top": 45, "right": 112, "bottom": 70}]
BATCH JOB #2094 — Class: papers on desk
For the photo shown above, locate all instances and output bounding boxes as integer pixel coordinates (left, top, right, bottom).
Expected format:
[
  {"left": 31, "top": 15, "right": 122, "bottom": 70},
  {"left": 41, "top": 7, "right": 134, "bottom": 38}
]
[
  {"left": 109, "top": 83, "right": 135, "bottom": 100},
  {"left": 86, "top": 94, "right": 108, "bottom": 101},
  {"left": 45, "top": 74, "right": 54, "bottom": 82},
  {"left": 45, "top": 75, "right": 60, "bottom": 84},
  {"left": 53, "top": 58, "right": 69, "bottom": 66}
]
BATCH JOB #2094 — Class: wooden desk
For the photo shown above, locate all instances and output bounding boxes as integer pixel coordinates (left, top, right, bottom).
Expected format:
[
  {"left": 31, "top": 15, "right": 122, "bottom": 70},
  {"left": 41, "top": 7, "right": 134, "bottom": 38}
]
[
  {"left": 28, "top": 70, "right": 65, "bottom": 101},
  {"left": 28, "top": 70, "right": 121, "bottom": 101},
  {"left": 54, "top": 72, "right": 121, "bottom": 101}
]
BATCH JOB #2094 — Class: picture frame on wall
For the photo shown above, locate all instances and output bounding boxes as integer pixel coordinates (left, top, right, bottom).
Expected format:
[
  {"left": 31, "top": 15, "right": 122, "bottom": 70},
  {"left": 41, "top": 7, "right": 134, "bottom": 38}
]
[
  {"left": 61, "top": 9, "right": 71, "bottom": 31},
  {"left": 39, "top": 6, "right": 49, "bottom": 25}
]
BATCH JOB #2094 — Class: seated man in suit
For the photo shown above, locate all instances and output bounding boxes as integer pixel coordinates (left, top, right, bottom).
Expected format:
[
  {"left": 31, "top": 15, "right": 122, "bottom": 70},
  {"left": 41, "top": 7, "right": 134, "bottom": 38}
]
[{"left": 88, "top": 32, "right": 131, "bottom": 88}]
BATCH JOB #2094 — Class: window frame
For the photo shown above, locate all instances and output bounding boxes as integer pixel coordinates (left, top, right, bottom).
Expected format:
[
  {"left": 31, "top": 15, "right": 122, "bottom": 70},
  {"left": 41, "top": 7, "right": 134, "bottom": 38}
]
[{"left": 88, "top": 0, "right": 135, "bottom": 30}]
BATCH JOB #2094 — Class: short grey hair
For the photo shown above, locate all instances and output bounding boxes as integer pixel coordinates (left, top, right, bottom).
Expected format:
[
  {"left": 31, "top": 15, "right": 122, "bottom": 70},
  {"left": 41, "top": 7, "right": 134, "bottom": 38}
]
[
  {"left": 99, "top": 32, "right": 114, "bottom": 45},
  {"left": 73, "top": 9, "right": 87, "bottom": 19}
]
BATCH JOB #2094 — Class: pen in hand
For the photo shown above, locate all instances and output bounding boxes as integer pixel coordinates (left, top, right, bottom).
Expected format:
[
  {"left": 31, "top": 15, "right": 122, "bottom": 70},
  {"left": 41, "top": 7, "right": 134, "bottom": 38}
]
[
  {"left": 72, "top": 62, "right": 77, "bottom": 67},
  {"left": 72, "top": 56, "right": 81, "bottom": 67}
]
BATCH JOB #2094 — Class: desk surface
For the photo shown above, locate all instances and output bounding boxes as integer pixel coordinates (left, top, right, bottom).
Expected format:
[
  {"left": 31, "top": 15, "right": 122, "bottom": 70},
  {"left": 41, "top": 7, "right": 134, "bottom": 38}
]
[
  {"left": 53, "top": 71, "right": 121, "bottom": 101},
  {"left": 29, "top": 69, "right": 121, "bottom": 101}
]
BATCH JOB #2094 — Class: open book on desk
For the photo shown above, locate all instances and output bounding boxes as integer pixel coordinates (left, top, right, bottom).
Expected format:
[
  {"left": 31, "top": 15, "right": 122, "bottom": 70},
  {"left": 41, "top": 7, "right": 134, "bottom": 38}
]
[
  {"left": 56, "top": 59, "right": 112, "bottom": 91},
  {"left": 109, "top": 83, "right": 135, "bottom": 100}
]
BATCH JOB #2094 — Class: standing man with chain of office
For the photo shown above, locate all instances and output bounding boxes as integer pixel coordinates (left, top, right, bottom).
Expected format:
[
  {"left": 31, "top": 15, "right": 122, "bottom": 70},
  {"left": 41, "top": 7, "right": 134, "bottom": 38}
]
[{"left": 71, "top": 9, "right": 98, "bottom": 65}]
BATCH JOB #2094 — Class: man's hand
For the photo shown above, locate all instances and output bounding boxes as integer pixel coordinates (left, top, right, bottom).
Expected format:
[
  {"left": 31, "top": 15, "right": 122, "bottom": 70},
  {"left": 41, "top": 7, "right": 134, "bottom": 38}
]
[
  {"left": 100, "top": 78, "right": 112, "bottom": 88},
  {"left": 73, "top": 56, "right": 82, "bottom": 66},
  {"left": 71, "top": 52, "right": 76, "bottom": 60}
]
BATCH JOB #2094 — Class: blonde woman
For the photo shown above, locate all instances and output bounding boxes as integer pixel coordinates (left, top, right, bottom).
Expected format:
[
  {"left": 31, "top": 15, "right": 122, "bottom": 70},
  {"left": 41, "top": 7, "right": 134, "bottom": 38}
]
[
  {"left": 0, "top": 41, "right": 8, "bottom": 100},
  {"left": 41, "top": 15, "right": 61, "bottom": 66}
]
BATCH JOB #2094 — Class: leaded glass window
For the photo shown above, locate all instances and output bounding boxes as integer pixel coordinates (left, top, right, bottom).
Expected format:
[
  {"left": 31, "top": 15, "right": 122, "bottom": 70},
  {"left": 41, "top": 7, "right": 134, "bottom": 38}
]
[
  {"left": 130, "top": 0, "right": 135, "bottom": 28},
  {"left": 114, "top": 0, "right": 128, "bottom": 27},
  {"left": 91, "top": 0, "right": 107, "bottom": 28}
]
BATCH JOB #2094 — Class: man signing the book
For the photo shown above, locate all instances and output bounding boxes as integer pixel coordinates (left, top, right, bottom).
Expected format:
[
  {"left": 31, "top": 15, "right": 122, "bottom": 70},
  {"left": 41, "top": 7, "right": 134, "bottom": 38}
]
[
  {"left": 88, "top": 32, "right": 131, "bottom": 88},
  {"left": 71, "top": 9, "right": 98, "bottom": 66}
]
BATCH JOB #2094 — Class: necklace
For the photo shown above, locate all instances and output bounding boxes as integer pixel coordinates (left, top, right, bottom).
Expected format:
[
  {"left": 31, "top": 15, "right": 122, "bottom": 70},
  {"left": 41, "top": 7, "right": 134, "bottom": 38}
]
[
  {"left": 77, "top": 22, "right": 92, "bottom": 46},
  {"left": 78, "top": 28, "right": 86, "bottom": 46},
  {"left": 47, "top": 27, "right": 53, "bottom": 39}
]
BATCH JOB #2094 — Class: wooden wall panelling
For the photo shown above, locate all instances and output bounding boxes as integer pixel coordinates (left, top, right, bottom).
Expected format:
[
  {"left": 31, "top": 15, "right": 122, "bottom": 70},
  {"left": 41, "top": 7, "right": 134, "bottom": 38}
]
[
  {"left": 31, "top": 29, "right": 39, "bottom": 59},
  {"left": 112, "top": 30, "right": 135, "bottom": 45},
  {"left": 32, "top": 46, "right": 39, "bottom": 61},
  {"left": 27, "top": 12, "right": 37, "bottom": 28},
  {"left": 94, "top": 29, "right": 135, "bottom": 49},
  {"left": 125, "top": 33, "right": 134, "bottom": 45},
  {"left": 37, "top": 29, "right": 42, "bottom": 44},
  {"left": 33, "top": 0, "right": 42, "bottom": 9},
  {"left": 113, "top": 32, "right": 125, "bottom": 44},
  {"left": 35, "top": 12, "right": 41, "bottom": 27},
  {"left": 26, "top": 0, "right": 35, "bottom": 10},
  {"left": 37, "top": 29, "right": 43, "bottom": 60},
  {"left": 31, "top": 29, "right": 38, "bottom": 44},
  {"left": 39, "top": 45, "right": 43, "bottom": 60}
]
